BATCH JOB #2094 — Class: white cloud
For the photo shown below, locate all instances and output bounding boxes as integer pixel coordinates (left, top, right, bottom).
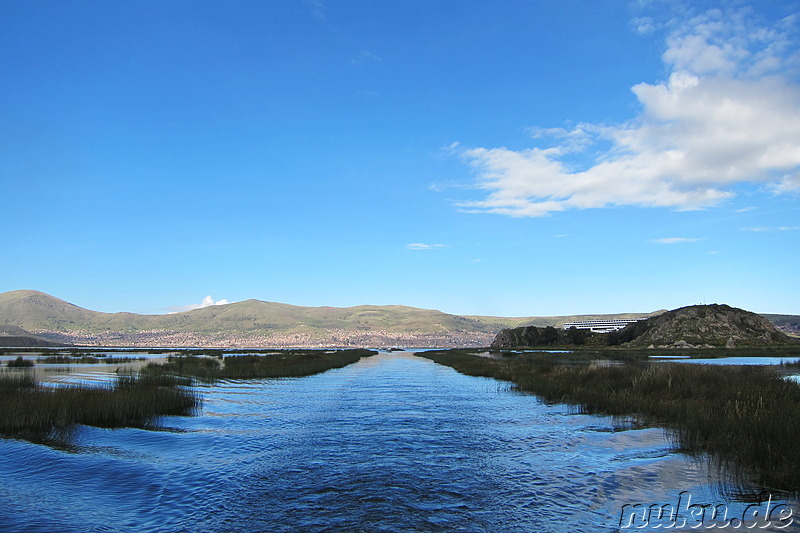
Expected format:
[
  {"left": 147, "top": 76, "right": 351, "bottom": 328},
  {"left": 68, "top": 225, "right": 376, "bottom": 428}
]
[
  {"left": 771, "top": 174, "right": 800, "bottom": 193},
  {"left": 741, "top": 226, "right": 771, "bottom": 232},
  {"left": 651, "top": 237, "right": 701, "bottom": 244},
  {"left": 454, "top": 6, "right": 800, "bottom": 217},
  {"left": 428, "top": 175, "right": 474, "bottom": 193},
  {"left": 406, "top": 243, "right": 446, "bottom": 250},
  {"left": 169, "top": 296, "right": 230, "bottom": 313},
  {"left": 630, "top": 16, "right": 657, "bottom": 35},
  {"left": 740, "top": 225, "right": 800, "bottom": 231}
]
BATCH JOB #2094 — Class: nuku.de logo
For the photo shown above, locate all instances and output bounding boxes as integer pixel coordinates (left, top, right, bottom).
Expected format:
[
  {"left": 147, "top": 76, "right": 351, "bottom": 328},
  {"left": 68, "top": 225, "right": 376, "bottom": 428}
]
[{"left": 618, "top": 491, "right": 795, "bottom": 529}]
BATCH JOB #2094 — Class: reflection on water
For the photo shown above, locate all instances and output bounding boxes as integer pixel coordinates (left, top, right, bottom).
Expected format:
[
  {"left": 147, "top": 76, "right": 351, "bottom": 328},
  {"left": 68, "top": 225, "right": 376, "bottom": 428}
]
[
  {"left": 0, "top": 351, "right": 797, "bottom": 532},
  {"left": 0, "top": 351, "right": 165, "bottom": 386}
]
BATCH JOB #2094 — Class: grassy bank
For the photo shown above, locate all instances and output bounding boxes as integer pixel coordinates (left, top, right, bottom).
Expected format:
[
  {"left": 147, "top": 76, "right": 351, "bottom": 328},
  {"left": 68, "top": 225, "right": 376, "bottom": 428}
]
[
  {"left": 143, "top": 348, "right": 377, "bottom": 381},
  {"left": 419, "top": 349, "right": 800, "bottom": 493},
  {"left": 0, "top": 372, "right": 200, "bottom": 437}
]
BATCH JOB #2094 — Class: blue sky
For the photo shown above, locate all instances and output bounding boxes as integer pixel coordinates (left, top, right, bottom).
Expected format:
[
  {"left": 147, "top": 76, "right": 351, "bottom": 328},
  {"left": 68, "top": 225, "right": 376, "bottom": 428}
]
[{"left": 2, "top": 0, "right": 798, "bottom": 317}]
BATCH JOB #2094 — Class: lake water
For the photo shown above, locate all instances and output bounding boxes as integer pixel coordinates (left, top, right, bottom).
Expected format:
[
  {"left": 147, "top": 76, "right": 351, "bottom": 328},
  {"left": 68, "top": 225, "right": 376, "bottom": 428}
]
[
  {"left": 1, "top": 351, "right": 797, "bottom": 532},
  {"left": 651, "top": 355, "right": 800, "bottom": 365}
]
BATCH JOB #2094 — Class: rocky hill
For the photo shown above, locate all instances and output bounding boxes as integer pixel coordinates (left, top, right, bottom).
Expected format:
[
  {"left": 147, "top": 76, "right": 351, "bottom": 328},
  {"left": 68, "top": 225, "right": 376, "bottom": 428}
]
[
  {"left": 615, "top": 304, "right": 798, "bottom": 348},
  {"left": 491, "top": 304, "right": 798, "bottom": 349}
]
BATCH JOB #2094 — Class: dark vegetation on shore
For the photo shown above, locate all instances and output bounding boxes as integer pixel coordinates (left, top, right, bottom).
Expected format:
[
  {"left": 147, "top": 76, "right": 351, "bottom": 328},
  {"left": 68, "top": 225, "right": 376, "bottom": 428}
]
[
  {"left": 142, "top": 349, "right": 377, "bottom": 381},
  {"left": 0, "top": 372, "right": 200, "bottom": 438},
  {"left": 418, "top": 348, "right": 800, "bottom": 494}
]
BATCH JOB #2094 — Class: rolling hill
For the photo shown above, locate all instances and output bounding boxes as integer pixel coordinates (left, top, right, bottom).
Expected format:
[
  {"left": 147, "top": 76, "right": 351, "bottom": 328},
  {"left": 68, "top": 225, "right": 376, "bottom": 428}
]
[{"left": 0, "top": 290, "right": 669, "bottom": 348}]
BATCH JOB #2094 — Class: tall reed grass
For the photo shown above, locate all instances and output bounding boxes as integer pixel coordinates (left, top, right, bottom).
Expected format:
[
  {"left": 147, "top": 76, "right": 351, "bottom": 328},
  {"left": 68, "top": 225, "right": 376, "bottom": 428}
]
[
  {"left": 0, "top": 372, "right": 200, "bottom": 437},
  {"left": 419, "top": 349, "right": 800, "bottom": 493}
]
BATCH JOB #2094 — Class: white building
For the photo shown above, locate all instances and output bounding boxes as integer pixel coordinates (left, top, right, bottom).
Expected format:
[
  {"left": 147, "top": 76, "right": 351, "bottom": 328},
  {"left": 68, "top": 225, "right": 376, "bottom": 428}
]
[{"left": 561, "top": 318, "right": 647, "bottom": 333}]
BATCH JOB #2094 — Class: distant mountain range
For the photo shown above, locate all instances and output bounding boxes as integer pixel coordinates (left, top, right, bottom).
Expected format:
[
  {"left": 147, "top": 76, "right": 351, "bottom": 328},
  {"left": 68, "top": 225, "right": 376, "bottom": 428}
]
[{"left": 0, "top": 290, "right": 669, "bottom": 348}]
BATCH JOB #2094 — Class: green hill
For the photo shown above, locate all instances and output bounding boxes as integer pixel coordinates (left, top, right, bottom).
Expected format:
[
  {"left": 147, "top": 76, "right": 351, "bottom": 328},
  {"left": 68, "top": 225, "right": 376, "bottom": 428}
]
[{"left": 0, "top": 290, "right": 99, "bottom": 331}]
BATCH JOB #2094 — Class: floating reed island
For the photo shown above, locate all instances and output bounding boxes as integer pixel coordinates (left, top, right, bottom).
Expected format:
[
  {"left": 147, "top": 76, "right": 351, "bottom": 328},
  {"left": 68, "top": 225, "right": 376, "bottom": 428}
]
[{"left": 418, "top": 348, "right": 800, "bottom": 494}]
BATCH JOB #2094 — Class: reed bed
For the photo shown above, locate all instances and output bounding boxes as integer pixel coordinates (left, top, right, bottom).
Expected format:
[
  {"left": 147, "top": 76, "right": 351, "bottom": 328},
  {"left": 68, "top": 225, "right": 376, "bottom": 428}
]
[
  {"left": 420, "top": 349, "right": 800, "bottom": 493},
  {"left": 143, "top": 349, "right": 377, "bottom": 381},
  {"left": 0, "top": 372, "right": 200, "bottom": 437}
]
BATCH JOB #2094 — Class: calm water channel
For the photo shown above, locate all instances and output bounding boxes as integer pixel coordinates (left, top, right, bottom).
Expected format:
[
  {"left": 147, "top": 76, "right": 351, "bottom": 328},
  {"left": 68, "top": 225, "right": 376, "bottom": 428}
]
[{"left": 1, "top": 351, "right": 797, "bottom": 532}]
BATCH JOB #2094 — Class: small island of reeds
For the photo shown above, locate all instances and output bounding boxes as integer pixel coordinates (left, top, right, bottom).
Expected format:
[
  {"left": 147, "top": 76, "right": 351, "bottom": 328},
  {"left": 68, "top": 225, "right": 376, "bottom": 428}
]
[{"left": 6, "top": 356, "right": 35, "bottom": 368}]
